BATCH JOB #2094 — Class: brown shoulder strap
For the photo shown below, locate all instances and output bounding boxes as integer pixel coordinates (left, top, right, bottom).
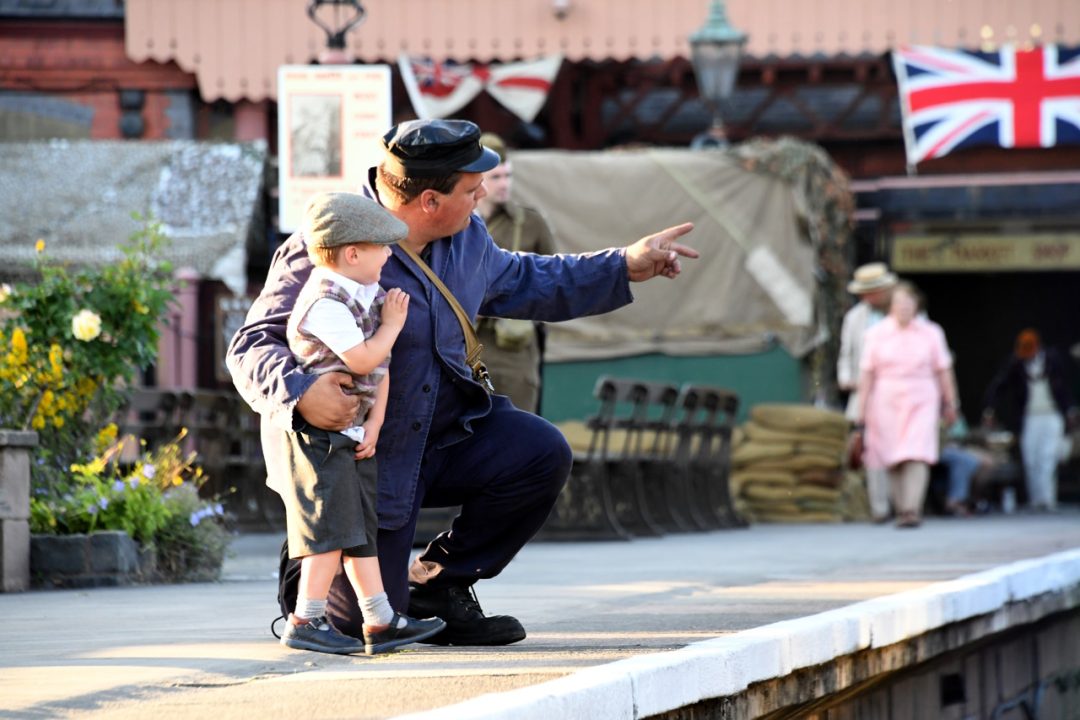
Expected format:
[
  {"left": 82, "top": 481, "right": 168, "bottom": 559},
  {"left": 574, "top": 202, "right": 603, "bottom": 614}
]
[{"left": 397, "top": 244, "right": 492, "bottom": 391}]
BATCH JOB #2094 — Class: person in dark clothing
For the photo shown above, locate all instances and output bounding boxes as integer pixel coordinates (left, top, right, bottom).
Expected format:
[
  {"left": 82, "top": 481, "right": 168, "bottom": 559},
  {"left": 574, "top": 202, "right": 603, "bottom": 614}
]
[{"left": 983, "top": 329, "right": 1077, "bottom": 511}]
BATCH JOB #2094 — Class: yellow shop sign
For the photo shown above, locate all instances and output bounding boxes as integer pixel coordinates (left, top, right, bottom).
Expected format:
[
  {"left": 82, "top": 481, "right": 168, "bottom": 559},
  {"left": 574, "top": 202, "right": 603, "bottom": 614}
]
[{"left": 892, "top": 233, "right": 1080, "bottom": 272}]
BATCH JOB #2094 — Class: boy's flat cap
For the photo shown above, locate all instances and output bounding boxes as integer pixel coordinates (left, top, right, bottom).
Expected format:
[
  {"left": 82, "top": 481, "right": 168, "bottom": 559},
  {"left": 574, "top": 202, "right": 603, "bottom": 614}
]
[
  {"left": 381, "top": 119, "right": 500, "bottom": 178},
  {"left": 304, "top": 192, "right": 408, "bottom": 248}
]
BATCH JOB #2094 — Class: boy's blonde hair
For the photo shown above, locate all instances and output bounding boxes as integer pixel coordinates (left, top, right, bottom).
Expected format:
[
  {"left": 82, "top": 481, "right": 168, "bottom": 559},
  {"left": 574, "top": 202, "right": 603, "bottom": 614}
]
[{"left": 307, "top": 243, "right": 349, "bottom": 268}]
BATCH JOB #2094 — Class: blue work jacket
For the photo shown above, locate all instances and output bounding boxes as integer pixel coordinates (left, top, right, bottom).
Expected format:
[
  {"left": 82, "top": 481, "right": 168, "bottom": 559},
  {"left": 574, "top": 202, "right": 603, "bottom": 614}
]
[{"left": 227, "top": 206, "right": 633, "bottom": 529}]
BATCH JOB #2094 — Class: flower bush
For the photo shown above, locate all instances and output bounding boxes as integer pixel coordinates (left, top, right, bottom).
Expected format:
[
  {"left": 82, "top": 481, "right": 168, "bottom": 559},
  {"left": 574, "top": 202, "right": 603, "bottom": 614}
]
[
  {"left": 1, "top": 216, "right": 176, "bottom": 491},
  {"left": 29, "top": 425, "right": 230, "bottom": 582},
  {"left": 1, "top": 217, "right": 230, "bottom": 582}
]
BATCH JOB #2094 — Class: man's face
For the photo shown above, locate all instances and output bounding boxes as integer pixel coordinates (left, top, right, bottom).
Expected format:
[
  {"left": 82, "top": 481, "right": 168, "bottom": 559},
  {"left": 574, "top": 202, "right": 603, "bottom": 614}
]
[
  {"left": 483, "top": 160, "right": 513, "bottom": 205},
  {"left": 861, "top": 287, "right": 892, "bottom": 311},
  {"left": 433, "top": 172, "right": 487, "bottom": 235}
]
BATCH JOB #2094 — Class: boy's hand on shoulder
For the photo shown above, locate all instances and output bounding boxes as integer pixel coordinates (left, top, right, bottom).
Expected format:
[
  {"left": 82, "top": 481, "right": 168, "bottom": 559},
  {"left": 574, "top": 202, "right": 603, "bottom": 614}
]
[{"left": 381, "top": 288, "right": 410, "bottom": 330}]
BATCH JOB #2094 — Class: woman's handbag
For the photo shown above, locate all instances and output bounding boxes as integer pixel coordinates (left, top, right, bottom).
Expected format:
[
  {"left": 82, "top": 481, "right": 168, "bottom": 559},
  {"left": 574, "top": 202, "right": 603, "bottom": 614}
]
[
  {"left": 845, "top": 430, "right": 864, "bottom": 470},
  {"left": 398, "top": 244, "right": 494, "bottom": 393}
]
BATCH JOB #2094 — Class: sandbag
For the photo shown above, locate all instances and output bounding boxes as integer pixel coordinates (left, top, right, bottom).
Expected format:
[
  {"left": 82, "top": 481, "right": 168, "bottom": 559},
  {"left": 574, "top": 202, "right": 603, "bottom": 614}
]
[
  {"left": 790, "top": 440, "right": 846, "bottom": 455},
  {"left": 793, "top": 485, "right": 842, "bottom": 502},
  {"left": 753, "top": 510, "right": 841, "bottom": 524},
  {"left": 743, "top": 453, "right": 841, "bottom": 472},
  {"left": 743, "top": 421, "right": 847, "bottom": 448},
  {"left": 745, "top": 501, "right": 802, "bottom": 516},
  {"left": 742, "top": 483, "right": 796, "bottom": 502},
  {"left": 731, "top": 470, "right": 797, "bottom": 489},
  {"left": 732, "top": 440, "right": 797, "bottom": 467},
  {"left": 750, "top": 404, "right": 849, "bottom": 438},
  {"left": 796, "top": 468, "right": 845, "bottom": 489}
]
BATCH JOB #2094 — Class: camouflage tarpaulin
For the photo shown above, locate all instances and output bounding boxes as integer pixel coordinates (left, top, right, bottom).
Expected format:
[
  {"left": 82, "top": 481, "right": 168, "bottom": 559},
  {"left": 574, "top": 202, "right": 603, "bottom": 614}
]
[
  {"left": 511, "top": 140, "right": 853, "bottom": 402},
  {"left": 0, "top": 140, "right": 267, "bottom": 296}
]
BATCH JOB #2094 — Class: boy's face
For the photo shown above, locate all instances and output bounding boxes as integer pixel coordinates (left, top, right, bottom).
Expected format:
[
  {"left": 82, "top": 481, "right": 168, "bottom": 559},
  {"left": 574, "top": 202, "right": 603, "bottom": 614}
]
[{"left": 338, "top": 243, "right": 393, "bottom": 286}]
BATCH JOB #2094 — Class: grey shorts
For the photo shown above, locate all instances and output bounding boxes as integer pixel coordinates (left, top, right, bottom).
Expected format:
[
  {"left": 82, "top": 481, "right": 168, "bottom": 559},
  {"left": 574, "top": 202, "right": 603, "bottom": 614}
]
[{"left": 274, "top": 425, "right": 378, "bottom": 559}]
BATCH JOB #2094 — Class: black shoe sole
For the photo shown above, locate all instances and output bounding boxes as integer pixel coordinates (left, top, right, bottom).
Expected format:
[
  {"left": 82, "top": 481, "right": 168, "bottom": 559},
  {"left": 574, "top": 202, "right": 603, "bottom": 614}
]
[
  {"left": 365, "top": 620, "right": 448, "bottom": 655},
  {"left": 419, "top": 624, "right": 527, "bottom": 646},
  {"left": 280, "top": 636, "right": 365, "bottom": 655}
]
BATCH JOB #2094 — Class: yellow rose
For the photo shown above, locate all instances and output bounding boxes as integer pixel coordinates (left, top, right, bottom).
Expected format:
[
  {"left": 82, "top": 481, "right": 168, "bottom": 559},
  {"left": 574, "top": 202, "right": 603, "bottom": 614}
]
[
  {"left": 71, "top": 309, "right": 102, "bottom": 342},
  {"left": 35, "top": 239, "right": 45, "bottom": 254}
]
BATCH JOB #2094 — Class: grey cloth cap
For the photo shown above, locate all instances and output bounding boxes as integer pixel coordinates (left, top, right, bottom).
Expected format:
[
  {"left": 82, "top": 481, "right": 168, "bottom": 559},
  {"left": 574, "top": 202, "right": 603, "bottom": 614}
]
[{"left": 303, "top": 192, "right": 408, "bottom": 248}]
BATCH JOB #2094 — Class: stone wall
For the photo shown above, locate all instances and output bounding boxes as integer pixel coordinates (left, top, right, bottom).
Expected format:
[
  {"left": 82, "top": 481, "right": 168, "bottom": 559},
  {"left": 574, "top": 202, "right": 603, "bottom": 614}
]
[
  {"left": 0, "top": 429, "right": 37, "bottom": 592},
  {"left": 31, "top": 531, "right": 157, "bottom": 588}
]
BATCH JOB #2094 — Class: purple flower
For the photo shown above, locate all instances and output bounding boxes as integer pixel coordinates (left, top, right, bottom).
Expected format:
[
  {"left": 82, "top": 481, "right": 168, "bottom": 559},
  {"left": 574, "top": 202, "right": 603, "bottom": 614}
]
[
  {"left": 112, "top": 480, "right": 126, "bottom": 492},
  {"left": 98, "top": 497, "right": 109, "bottom": 510},
  {"left": 129, "top": 478, "right": 140, "bottom": 489},
  {"left": 189, "top": 511, "right": 201, "bottom": 527},
  {"left": 213, "top": 503, "right": 224, "bottom": 516}
]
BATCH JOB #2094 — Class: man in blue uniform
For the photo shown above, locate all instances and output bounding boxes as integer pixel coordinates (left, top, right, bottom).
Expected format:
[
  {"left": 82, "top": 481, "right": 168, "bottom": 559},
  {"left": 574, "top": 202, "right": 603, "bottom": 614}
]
[{"left": 228, "top": 119, "right": 697, "bottom": 646}]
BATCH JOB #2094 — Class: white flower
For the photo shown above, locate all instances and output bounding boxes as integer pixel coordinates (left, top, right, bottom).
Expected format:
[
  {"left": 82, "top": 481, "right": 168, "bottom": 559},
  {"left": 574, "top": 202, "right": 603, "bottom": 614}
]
[
  {"left": 0, "top": 283, "right": 11, "bottom": 304},
  {"left": 71, "top": 309, "right": 102, "bottom": 342},
  {"left": 142, "top": 465, "right": 156, "bottom": 479}
]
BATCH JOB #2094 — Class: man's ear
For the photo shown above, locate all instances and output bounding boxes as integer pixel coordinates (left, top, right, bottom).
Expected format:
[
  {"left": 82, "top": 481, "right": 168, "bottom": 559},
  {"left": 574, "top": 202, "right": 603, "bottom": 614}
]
[{"left": 419, "top": 189, "right": 440, "bottom": 213}]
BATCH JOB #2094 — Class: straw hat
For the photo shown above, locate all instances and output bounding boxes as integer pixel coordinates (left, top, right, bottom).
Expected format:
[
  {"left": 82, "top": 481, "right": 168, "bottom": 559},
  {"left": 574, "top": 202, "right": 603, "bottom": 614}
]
[{"left": 847, "top": 262, "right": 898, "bottom": 294}]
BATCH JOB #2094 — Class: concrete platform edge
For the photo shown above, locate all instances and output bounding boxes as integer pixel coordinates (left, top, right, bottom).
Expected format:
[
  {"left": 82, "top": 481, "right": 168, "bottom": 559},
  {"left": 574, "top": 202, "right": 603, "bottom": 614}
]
[{"left": 391, "top": 547, "right": 1080, "bottom": 720}]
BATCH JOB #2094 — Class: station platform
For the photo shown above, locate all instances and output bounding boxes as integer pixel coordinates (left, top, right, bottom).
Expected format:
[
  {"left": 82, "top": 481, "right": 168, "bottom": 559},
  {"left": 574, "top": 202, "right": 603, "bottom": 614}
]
[{"left": 2, "top": 510, "right": 1079, "bottom": 719}]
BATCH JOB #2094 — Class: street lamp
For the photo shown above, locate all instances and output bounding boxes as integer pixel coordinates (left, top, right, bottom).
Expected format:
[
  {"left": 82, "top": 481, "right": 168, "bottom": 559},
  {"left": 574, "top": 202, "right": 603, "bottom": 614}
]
[
  {"left": 307, "top": 0, "right": 366, "bottom": 63},
  {"left": 688, "top": 0, "right": 747, "bottom": 148}
]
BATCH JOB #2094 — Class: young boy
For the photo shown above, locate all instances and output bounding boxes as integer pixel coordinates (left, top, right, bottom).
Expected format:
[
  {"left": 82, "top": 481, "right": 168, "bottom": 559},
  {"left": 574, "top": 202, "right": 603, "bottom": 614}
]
[{"left": 274, "top": 191, "right": 444, "bottom": 655}]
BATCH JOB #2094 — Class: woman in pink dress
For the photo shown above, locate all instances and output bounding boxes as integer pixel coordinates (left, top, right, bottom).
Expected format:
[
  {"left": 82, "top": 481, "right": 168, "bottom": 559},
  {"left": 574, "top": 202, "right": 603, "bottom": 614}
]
[{"left": 854, "top": 282, "right": 958, "bottom": 528}]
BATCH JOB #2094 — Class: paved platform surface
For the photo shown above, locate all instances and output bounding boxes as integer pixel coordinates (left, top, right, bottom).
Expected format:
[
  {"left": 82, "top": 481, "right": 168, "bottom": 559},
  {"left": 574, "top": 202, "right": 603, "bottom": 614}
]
[{"left": 2, "top": 510, "right": 1079, "bottom": 719}]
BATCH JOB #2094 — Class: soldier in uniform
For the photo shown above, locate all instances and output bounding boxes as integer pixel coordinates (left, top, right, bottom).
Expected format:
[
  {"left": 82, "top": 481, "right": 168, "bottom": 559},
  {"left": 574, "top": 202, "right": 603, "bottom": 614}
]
[{"left": 474, "top": 133, "right": 556, "bottom": 413}]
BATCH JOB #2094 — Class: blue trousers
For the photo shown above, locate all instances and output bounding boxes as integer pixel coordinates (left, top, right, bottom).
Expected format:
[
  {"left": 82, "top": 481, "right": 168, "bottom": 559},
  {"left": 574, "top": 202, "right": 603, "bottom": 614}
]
[
  {"left": 327, "top": 395, "right": 571, "bottom": 635},
  {"left": 938, "top": 445, "right": 982, "bottom": 504}
]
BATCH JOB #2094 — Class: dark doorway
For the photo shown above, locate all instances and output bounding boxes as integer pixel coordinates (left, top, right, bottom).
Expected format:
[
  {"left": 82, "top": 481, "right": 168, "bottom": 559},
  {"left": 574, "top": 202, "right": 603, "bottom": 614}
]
[{"left": 909, "top": 271, "right": 1080, "bottom": 425}]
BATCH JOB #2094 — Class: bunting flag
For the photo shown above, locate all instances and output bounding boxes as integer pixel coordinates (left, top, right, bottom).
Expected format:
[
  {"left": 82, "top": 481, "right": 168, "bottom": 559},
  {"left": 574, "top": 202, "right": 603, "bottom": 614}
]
[
  {"left": 892, "top": 44, "right": 1080, "bottom": 166},
  {"left": 398, "top": 54, "right": 562, "bottom": 123}
]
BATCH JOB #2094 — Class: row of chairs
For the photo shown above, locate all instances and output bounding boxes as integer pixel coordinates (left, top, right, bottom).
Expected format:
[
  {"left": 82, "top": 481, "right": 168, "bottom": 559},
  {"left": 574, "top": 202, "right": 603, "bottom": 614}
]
[
  {"left": 116, "top": 388, "right": 283, "bottom": 529},
  {"left": 540, "top": 376, "right": 745, "bottom": 541},
  {"left": 119, "top": 379, "right": 743, "bottom": 540}
]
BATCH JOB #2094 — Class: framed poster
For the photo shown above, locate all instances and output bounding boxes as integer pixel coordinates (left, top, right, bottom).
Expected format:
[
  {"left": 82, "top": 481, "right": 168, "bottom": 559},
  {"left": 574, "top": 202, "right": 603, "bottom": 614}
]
[{"left": 277, "top": 64, "right": 392, "bottom": 233}]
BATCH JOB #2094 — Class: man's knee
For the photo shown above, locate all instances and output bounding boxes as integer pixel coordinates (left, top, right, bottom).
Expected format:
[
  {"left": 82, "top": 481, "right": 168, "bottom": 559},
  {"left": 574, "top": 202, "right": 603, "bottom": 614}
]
[{"left": 532, "top": 418, "right": 573, "bottom": 483}]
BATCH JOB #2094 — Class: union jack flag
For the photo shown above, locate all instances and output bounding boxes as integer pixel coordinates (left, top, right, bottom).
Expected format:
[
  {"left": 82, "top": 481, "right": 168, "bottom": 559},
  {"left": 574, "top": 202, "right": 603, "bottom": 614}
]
[
  {"left": 408, "top": 58, "right": 476, "bottom": 99},
  {"left": 892, "top": 45, "right": 1080, "bottom": 166},
  {"left": 398, "top": 54, "right": 562, "bottom": 123}
]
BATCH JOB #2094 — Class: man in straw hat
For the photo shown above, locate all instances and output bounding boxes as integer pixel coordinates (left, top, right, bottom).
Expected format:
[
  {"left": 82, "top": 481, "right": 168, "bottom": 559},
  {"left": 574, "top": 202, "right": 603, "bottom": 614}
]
[
  {"left": 229, "top": 119, "right": 697, "bottom": 648},
  {"left": 837, "top": 261, "right": 897, "bottom": 521}
]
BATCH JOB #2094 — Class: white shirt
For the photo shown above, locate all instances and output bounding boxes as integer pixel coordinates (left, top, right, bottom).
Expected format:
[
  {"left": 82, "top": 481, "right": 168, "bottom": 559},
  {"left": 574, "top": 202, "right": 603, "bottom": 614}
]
[
  {"left": 299, "top": 266, "right": 382, "bottom": 442},
  {"left": 1025, "top": 352, "right": 1057, "bottom": 417}
]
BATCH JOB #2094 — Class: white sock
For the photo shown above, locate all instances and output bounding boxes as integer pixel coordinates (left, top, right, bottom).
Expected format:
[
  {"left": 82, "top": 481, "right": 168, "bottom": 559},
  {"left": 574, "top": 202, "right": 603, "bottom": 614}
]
[
  {"left": 360, "top": 592, "right": 401, "bottom": 628},
  {"left": 295, "top": 596, "right": 327, "bottom": 623}
]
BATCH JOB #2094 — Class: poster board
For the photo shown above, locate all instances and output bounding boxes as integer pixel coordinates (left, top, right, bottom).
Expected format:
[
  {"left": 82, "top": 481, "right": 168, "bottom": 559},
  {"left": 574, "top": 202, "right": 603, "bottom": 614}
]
[{"left": 276, "top": 64, "right": 392, "bottom": 233}]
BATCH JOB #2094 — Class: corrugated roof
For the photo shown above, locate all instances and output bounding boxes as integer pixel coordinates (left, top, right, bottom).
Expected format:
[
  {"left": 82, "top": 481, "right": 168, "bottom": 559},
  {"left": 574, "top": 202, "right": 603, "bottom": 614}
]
[
  {"left": 0, "top": 140, "right": 266, "bottom": 295},
  {"left": 125, "top": 0, "right": 1078, "bottom": 102}
]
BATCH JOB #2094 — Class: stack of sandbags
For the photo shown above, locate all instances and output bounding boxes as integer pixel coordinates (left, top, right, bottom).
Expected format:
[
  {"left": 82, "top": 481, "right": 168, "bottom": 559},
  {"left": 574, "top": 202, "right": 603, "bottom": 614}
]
[{"left": 730, "top": 404, "right": 854, "bottom": 523}]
